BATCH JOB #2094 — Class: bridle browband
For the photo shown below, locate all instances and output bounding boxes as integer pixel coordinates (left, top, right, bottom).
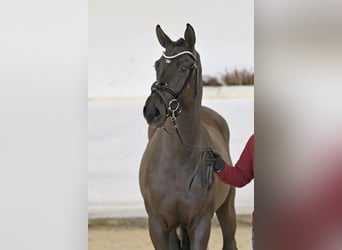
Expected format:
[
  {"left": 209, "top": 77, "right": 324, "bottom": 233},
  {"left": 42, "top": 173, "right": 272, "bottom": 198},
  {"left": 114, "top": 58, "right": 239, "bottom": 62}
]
[{"left": 161, "top": 51, "right": 197, "bottom": 60}]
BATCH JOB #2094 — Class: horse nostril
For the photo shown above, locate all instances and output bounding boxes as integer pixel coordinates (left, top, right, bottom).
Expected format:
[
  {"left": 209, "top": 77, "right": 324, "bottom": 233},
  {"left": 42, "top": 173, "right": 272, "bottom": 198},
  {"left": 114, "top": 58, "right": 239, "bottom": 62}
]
[
  {"left": 143, "top": 103, "right": 161, "bottom": 121},
  {"left": 149, "top": 107, "right": 160, "bottom": 118}
]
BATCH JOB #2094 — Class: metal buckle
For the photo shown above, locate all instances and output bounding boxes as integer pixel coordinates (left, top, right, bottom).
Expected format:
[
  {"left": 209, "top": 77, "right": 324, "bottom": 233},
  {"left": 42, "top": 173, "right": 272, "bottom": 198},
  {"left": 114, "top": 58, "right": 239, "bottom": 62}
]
[
  {"left": 168, "top": 99, "right": 180, "bottom": 121},
  {"left": 168, "top": 99, "right": 179, "bottom": 112}
]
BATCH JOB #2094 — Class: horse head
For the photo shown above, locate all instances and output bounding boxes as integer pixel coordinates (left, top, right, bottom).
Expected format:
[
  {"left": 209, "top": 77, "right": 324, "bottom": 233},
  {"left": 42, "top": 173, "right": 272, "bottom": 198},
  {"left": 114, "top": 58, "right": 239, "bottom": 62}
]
[{"left": 143, "top": 23, "right": 202, "bottom": 127}]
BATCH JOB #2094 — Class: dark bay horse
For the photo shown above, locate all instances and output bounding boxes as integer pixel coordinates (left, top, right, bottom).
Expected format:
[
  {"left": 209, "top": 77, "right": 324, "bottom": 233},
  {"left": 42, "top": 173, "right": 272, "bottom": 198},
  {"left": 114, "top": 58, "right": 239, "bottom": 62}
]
[{"left": 140, "top": 24, "right": 237, "bottom": 250}]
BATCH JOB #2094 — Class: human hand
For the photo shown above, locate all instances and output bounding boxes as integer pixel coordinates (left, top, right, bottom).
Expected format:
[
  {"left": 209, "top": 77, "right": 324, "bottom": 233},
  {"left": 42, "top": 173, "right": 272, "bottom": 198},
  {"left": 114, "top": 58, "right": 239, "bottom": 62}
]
[{"left": 205, "top": 149, "right": 225, "bottom": 172}]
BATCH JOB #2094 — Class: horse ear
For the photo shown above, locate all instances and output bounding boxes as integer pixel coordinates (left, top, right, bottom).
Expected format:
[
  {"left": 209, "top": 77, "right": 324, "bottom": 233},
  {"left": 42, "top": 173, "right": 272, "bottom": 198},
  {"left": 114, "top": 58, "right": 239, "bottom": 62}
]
[
  {"left": 184, "top": 23, "right": 196, "bottom": 49},
  {"left": 156, "top": 25, "right": 172, "bottom": 48}
]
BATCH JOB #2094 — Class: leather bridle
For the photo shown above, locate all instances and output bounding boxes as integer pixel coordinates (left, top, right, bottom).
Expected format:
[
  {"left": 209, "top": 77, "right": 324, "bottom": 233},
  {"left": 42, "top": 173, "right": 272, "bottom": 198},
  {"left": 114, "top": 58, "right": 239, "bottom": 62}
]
[{"left": 150, "top": 50, "right": 198, "bottom": 123}]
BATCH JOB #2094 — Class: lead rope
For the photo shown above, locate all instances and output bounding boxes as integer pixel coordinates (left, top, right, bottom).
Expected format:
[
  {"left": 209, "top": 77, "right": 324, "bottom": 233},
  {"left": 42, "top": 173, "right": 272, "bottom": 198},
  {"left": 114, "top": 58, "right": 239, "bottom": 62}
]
[
  {"left": 167, "top": 99, "right": 214, "bottom": 190},
  {"left": 187, "top": 151, "right": 214, "bottom": 191}
]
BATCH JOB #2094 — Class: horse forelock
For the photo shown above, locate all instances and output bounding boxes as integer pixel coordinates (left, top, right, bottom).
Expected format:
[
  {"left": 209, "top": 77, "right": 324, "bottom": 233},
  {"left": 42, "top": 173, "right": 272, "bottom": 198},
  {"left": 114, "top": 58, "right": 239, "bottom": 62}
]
[{"left": 175, "top": 38, "right": 185, "bottom": 45}]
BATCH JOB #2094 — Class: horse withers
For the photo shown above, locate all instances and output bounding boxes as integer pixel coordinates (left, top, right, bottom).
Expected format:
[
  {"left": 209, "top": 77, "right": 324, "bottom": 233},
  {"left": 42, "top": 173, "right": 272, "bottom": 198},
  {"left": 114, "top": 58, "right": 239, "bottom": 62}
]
[{"left": 140, "top": 24, "right": 237, "bottom": 250}]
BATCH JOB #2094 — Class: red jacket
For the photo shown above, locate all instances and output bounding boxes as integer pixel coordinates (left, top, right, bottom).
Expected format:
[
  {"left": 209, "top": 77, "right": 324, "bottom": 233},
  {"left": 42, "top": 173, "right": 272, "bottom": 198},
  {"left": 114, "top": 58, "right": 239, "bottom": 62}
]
[
  {"left": 217, "top": 134, "right": 254, "bottom": 224},
  {"left": 217, "top": 135, "right": 254, "bottom": 187}
]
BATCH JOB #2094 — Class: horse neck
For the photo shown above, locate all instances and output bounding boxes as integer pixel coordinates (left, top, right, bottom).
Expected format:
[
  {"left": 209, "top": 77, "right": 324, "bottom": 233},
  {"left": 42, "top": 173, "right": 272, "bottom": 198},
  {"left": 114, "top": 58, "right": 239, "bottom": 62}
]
[
  {"left": 163, "top": 65, "right": 203, "bottom": 152},
  {"left": 163, "top": 95, "right": 203, "bottom": 153}
]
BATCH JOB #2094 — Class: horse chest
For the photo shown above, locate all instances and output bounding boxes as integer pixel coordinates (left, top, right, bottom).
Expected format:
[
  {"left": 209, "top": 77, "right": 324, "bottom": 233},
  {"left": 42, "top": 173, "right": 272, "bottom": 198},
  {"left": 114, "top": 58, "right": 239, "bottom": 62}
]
[
  {"left": 140, "top": 125, "right": 217, "bottom": 222},
  {"left": 146, "top": 168, "right": 213, "bottom": 217}
]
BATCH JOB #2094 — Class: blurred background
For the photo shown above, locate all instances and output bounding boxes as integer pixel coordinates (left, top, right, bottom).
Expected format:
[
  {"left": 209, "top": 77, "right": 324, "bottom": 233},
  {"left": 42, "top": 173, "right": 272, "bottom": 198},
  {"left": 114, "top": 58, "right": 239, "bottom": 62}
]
[{"left": 88, "top": 0, "right": 254, "bottom": 218}]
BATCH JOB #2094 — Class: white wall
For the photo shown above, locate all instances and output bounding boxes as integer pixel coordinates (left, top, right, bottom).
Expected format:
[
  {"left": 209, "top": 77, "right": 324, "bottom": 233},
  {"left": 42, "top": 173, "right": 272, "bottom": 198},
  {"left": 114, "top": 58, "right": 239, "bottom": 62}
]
[{"left": 89, "top": 0, "right": 254, "bottom": 98}]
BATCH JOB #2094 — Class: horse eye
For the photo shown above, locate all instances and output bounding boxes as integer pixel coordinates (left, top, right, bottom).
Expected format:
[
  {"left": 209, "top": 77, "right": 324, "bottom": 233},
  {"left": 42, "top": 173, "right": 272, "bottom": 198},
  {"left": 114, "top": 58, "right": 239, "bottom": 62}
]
[{"left": 181, "top": 66, "right": 188, "bottom": 71}]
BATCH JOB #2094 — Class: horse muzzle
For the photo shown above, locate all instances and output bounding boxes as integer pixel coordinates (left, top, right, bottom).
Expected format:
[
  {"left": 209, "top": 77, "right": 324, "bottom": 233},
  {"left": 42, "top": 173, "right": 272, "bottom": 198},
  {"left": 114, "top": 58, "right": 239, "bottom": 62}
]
[{"left": 143, "top": 94, "right": 167, "bottom": 127}]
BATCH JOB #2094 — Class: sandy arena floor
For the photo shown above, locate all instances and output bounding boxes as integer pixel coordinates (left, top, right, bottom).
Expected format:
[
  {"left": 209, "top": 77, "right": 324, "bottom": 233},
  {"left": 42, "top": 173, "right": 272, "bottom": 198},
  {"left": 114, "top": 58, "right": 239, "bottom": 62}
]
[{"left": 89, "top": 215, "right": 252, "bottom": 250}]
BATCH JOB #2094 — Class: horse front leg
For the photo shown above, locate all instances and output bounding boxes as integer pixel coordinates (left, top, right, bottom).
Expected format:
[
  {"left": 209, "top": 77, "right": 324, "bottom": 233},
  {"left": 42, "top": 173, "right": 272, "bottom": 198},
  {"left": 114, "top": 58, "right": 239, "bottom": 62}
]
[
  {"left": 148, "top": 215, "right": 171, "bottom": 250},
  {"left": 148, "top": 215, "right": 182, "bottom": 250},
  {"left": 188, "top": 216, "right": 211, "bottom": 250},
  {"left": 169, "top": 229, "right": 182, "bottom": 249}
]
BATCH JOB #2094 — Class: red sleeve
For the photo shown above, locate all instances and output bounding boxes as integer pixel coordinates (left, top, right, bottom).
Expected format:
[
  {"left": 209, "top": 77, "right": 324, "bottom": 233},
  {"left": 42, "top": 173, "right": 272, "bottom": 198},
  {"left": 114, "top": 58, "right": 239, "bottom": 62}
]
[{"left": 217, "top": 135, "right": 254, "bottom": 187}]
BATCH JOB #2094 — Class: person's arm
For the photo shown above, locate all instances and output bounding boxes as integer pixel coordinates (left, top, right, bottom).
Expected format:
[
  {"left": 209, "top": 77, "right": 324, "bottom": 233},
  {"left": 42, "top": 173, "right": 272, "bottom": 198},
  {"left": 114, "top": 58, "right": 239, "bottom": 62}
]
[{"left": 206, "top": 135, "right": 254, "bottom": 187}]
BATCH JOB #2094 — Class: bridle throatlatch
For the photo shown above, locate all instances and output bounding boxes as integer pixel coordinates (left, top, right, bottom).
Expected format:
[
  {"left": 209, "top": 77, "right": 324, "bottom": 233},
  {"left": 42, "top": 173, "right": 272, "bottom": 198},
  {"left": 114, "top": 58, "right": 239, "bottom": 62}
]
[{"left": 150, "top": 50, "right": 213, "bottom": 191}]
